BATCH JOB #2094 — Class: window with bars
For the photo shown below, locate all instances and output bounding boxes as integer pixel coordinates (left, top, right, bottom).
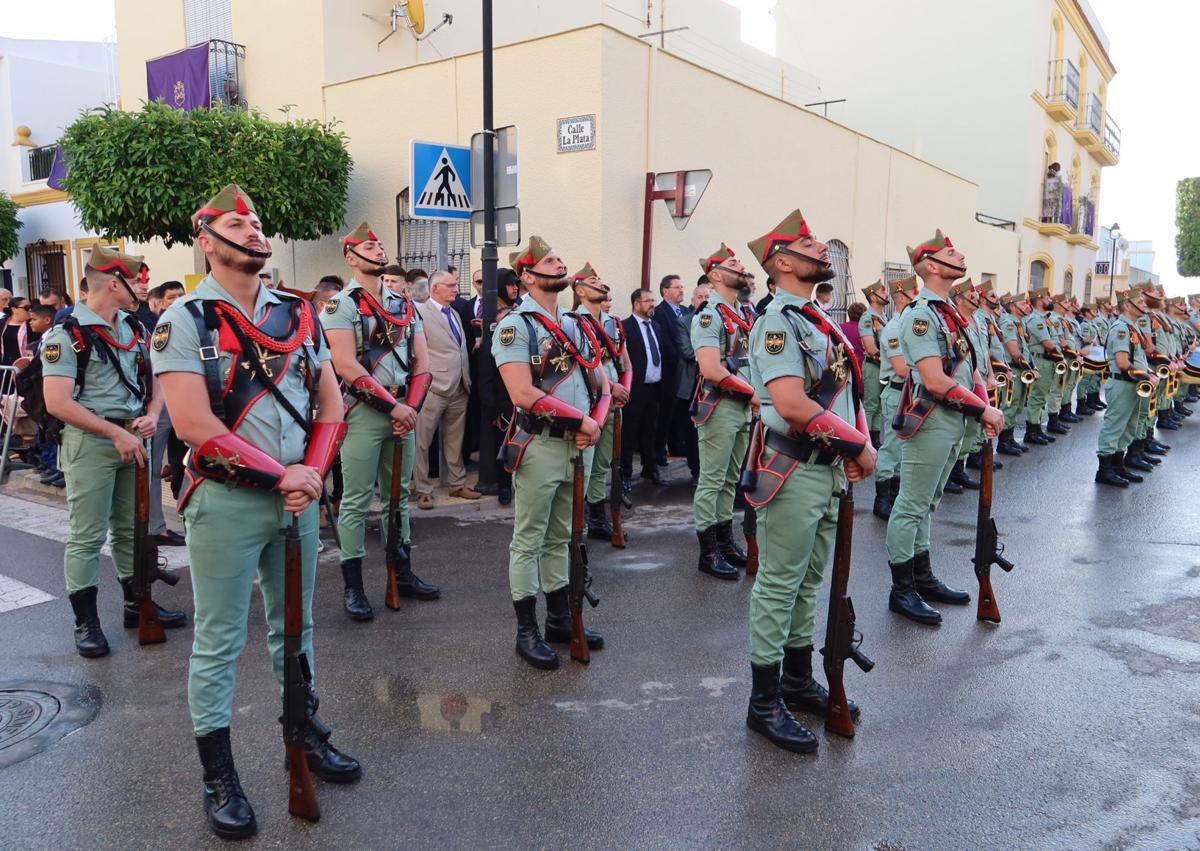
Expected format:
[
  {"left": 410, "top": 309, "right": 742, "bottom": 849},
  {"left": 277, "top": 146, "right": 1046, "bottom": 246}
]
[
  {"left": 184, "top": 0, "right": 233, "bottom": 44},
  {"left": 1083, "top": 273, "right": 1093, "bottom": 303},
  {"left": 395, "top": 189, "right": 473, "bottom": 295},
  {"left": 825, "top": 239, "right": 852, "bottom": 322},
  {"left": 1063, "top": 270, "right": 1073, "bottom": 296},
  {"left": 1030, "top": 260, "right": 1048, "bottom": 291}
]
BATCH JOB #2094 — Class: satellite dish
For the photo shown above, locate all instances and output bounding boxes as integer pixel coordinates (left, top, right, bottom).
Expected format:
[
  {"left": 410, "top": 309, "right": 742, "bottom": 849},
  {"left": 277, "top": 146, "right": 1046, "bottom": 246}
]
[
  {"left": 1117, "top": 237, "right": 1129, "bottom": 252},
  {"left": 406, "top": 0, "right": 426, "bottom": 35},
  {"left": 363, "top": 1, "right": 451, "bottom": 48}
]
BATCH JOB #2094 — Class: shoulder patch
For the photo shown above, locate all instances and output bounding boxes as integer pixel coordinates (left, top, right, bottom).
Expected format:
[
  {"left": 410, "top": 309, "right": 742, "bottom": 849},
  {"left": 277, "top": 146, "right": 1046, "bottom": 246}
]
[
  {"left": 888, "top": 337, "right": 900, "bottom": 349},
  {"left": 764, "top": 330, "right": 786, "bottom": 355},
  {"left": 698, "top": 314, "right": 712, "bottom": 328},
  {"left": 152, "top": 322, "right": 171, "bottom": 352},
  {"left": 912, "top": 319, "right": 929, "bottom": 336},
  {"left": 1116, "top": 330, "right": 1127, "bottom": 340},
  {"left": 323, "top": 299, "right": 339, "bottom": 314},
  {"left": 44, "top": 343, "right": 61, "bottom": 363},
  {"left": 498, "top": 326, "right": 517, "bottom": 346},
  {"left": 1036, "top": 323, "right": 1045, "bottom": 331}
]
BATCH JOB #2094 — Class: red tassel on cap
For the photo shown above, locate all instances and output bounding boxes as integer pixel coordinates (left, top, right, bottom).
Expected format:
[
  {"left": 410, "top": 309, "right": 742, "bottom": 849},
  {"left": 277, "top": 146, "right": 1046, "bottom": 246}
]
[{"left": 235, "top": 195, "right": 250, "bottom": 215}]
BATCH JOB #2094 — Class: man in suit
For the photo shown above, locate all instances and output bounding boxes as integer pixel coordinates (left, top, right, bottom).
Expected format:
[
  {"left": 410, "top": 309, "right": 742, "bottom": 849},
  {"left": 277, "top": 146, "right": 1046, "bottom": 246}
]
[
  {"left": 651, "top": 275, "right": 684, "bottom": 465},
  {"left": 652, "top": 274, "right": 702, "bottom": 483},
  {"left": 413, "top": 270, "right": 481, "bottom": 507},
  {"left": 452, "top": 268, "right": 483, "bottom": 466},
  {"left": 622, "top": 289, "right": 667, "bottom": 487}
]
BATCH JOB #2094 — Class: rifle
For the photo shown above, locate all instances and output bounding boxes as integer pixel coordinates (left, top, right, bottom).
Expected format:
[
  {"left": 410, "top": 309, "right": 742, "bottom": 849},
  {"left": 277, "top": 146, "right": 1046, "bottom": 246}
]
[
  {"left": 820, "top": 485, "right": 874, "bottom": 738},
  {"left": 972, "top": 440, "right": 1014, "bottom": 624},
  {"left": 609, "top": 409, "right": 626, "bottom": 549},
  {"left": 569, "top": 454, "right": 599, "bottom": 664},
  {"left": 738, "top": 418, "right": 761, "bottom": 576},
  {"left": 132, "top": 439, "right": 178, "bottom": 645},
  {"left": 384, "top": 435, "right": 405, "bottom": 611},
  {"left": 282, "top": 514, "right": 320, "bottom": 822}
]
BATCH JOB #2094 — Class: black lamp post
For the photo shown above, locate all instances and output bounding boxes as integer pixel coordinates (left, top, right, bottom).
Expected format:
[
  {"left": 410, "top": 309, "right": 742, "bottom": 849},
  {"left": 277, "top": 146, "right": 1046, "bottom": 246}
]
[{"left": 1107, "top": 222, "right": 1120, "bottom": 294}]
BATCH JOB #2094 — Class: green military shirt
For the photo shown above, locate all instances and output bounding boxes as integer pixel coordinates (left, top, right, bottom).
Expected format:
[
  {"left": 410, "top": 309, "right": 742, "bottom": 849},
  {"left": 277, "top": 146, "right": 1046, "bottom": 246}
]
[
  {"left": 152, "top": 275, "right": 331, "bottom": 466},
  {"left": 691, "top": 288, "right": 751, "bottom": 370},
  {"left": 319, "top": 279, "right": 423, "bottom": 388},
  {"left": 568, "top": 309, "right": 622, "bottom": 383},
  {"left": 899, "top": 290, "right": 975, "bottom": 392},
  {"left": 976, "top": 309, "right": 1008, "bottom": 364},
  {"left": 878, "top": 312, "right": 906, "bottom": 383},
  {"left": 857, "top": 308, "right": 884, "bottom": 361},
  {"left": 1024, "top": 309, "right": 1057, "bottom": 357},
  {"left": 1106, "top": 315, "right": 1148, "bottom": 375},
  {"left": 492, "top": 296, "right": 596, "bottom": 414},
  {"left": 748, "top": 289, "right": 855, "bottom": 438},
  {"left": 41, "top": 301, "right": 147, "bottom": 419}
]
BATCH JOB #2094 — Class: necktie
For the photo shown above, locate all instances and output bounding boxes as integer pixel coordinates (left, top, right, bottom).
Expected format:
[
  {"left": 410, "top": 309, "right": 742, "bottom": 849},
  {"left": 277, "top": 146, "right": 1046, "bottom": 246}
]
[
  {"left": 442, "top": 306, "right": 463, "bottom": 347},
  {"left": 645, "top": 320, "right": 660, "bottom": 366}
]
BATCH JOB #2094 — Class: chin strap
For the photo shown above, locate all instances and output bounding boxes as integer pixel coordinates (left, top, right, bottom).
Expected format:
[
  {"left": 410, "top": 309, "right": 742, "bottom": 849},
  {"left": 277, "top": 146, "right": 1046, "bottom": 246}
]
[
  {"left": 349, "top": 374, "right": 399, "bottom": 414},
  {"left": 200, "top": 223, "right": 273, "bottom": 259},
  {"left": 801, "top": 410, "right": 868, "bottom": 458},
  {"left": 347, "top": 247, "right": 386, "bottom": 275},
  {"left": 406, "top": 372, "right": 433, "bottom": 412},
  {"left": 716, "top": 373, "right": 755, "bottom": 404},
  {"left": 303, "top": 422, "right": 348, "bottom": 479},
  {"left": 196, "top": 432, "right": 286, "bottom": 490},
  {"left": 530, "top": 393, "right": 585, "bottom": 431}
]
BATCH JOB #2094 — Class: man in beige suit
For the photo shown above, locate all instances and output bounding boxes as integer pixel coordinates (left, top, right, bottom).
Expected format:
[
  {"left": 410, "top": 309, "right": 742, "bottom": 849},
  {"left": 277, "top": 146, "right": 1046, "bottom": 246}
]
[{"left": 413, "top": 270, "right": 481, "bottom": 507}]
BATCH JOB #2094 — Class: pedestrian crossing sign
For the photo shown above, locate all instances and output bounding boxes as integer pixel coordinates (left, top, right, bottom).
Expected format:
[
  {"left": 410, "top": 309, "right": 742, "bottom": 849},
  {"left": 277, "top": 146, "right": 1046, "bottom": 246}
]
[{"left": 410, "top": 140, "right": 473, "bottom": 221}]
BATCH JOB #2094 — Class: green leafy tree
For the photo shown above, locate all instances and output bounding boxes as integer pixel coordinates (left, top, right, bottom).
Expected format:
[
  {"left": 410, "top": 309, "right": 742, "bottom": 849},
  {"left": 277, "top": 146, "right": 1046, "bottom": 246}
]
[
  {"left": 0, "top": 192, "right": 22, "bottom": 266},
  {"left": 59, "top": 102, "right": 352, "bottom": 247},
  {"left": 1177, "top": 177, "right": 1200, "bottom": 277}
]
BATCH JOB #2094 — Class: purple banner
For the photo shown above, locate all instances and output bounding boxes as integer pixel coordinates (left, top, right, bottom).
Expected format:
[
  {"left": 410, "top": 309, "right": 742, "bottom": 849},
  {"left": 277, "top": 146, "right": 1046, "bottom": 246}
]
[
  {"left": 47, "top": 145, "right": 68, "bottom": 190},
  {"left": 1061, "top": 187, "right": 1073, "bottom": 227},
  {"left": 146, "top": 43, "right": 210, "bottom": 111}
]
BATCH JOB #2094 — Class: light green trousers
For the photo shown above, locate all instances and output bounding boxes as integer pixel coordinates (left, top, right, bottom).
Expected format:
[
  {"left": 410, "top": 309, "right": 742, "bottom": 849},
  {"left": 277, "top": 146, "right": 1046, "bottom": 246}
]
[
  {"left": 61, "top": 426, "right": 135, "bottom": 592},
  {"left": 749, "top": 459, "right": 844, "bottom": 665},
  {"left": 337, "top": 403, "right": 415, "bottom": 561},
  {"left": 693, "top": 400, "right": 750, "bottom": 530},
  {"left": 585, "top": 414, "right": 615, "bottom": 503},
  {"left": 1025, "top": 361, "right": 1056, "bottom": 425},
  {"left": 862, "top": 360, "right": 882, "bottom": 432},
  {"left": 1096, "top": 379, "right": 1139, "bottom": 455},
  {"left": 183, "top": 482, "right": 319, "bottom": 735},
  {"left": 1003, "top": 378, "right": 1028, "bottom": 430},
  {"left": 885, "top": 406, "right": 965, "bottom": 563},
  {"left": 509, "top": 433, "right": 581, "bottom": 601},
  {"left": 876, "top": 385, "right": 903, "bottom": 483}
]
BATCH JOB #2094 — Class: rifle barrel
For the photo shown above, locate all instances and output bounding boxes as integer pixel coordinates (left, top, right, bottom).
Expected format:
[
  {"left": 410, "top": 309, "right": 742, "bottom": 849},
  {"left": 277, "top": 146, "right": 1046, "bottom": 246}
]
[
  {"left": 384, "top": 436, "right": 405, "bottom": 611},
  {"left": 283, "top": 514, "right": 320, "bottom": 821}
]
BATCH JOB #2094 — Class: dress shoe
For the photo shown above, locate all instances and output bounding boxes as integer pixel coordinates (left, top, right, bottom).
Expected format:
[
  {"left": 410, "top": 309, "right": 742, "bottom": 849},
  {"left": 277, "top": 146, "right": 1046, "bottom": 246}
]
[
  {"left": 149, "top": 529, "right": 187, "bottom": 546},
  {"left": 448, "top": 486, "right": 482, "bottom": 500},
  {"left": 415, "top": 493, "right": 435, "bottom": 509},
  {"left": 196, "top": 727, "right": 256, "bottom": 840},
  {"left": 39, "top": 469, "right": 62, "bottom": 485},
  {"left": 513, "top": 596, "right": 558, "bottom": 669},
  {"left": 746, "top": 662, "right": 818, "bottom": 754}
]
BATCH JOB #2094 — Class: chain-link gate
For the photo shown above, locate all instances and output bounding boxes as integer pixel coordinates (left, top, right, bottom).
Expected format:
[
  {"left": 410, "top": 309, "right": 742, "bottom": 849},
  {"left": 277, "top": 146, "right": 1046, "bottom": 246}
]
[{"left": 395, "top": 189, "right": 473, "bottom": 295}]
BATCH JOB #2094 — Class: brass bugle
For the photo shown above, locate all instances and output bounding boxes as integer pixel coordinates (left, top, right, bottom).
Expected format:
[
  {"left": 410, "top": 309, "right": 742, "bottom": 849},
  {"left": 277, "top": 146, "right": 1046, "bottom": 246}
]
[
  {"left": 1021, "top": 369, "right": 1036, "bottom": 385},
  {"left": 1155, "top": 363, "right": 1171, "bottom": 379},
  {"left": 1136, "top": 381, "right": 1154, "bottom": 398},
  {"left": 1069, "top": 359, "right": 1081, "bottom": 372},
  {"left": 1054, "top": 360, "right": 1068, "bottom": 376},
  {"left": 994, "top": 371, "right": 1009, "bottom": 387}
]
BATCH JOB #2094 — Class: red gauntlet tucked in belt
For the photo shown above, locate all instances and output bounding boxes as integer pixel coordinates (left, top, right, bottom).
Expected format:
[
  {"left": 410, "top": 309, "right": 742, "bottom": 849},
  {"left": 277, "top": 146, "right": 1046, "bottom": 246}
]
[
  {"left": 349, "top": 374, "right": 398, "bottom": 414},
  {"left": 717, "top": 373, "right": 755, "bottom": 404},
  {"left": 530, "top": 393, "right": 585, "bottom": 432},
  {"left": 942, "top": 384, "right": 989, "bottom": 419},
  {"left": 195, "top": 432, "right": 286, "bottom": 491},
  {"left": 801, "top": 410, "right": 868, "bottom": 458},
  {"left": 303, "top": 421, "right": 348, "bottom": 479}
]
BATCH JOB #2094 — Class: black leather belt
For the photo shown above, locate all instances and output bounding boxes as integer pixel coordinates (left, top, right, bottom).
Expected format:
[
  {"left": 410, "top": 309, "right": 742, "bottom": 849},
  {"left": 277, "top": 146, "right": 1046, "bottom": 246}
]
[
  {"left": 865, "top": 357, "right": 881, "bottom": 366},
  {"left": 104, "top": 416, "right": 136, "bottom": 429},
  {"left": 1036, "top": 353, "right": 1063, "bottom": 363},
  {"left": 887, "top": 378, "right": 905, "bottom": 390},
  {"left": 516, "top": 412, "right": 570, "bottom": 439},
  {"left": 764, "top": 427, "right": 837, "bottom": 466},
  {"left": 1113, "top": 373, "right": 1137, "bottom": 383}
]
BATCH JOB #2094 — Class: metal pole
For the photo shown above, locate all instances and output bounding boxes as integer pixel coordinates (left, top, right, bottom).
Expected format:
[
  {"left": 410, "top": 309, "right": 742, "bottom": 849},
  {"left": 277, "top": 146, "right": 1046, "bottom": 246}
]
[
  {"left": 639, "top": 172, "right": 656, "bottom": 291},
  {"left": 1109, "top": 236, "right": 1116, "bottom": 295},
  {"left": 436, "top": 222, "right": 448, "bottom": 273},
  {"left": 476, "top": 0, "right": 499, "bottom": 491}
]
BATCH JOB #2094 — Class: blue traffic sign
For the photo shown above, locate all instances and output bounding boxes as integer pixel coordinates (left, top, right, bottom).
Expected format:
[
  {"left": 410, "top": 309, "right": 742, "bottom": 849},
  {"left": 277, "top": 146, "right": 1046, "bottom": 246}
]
[{"left": 410, "top": 140, "right": 473, "bottom": 221}]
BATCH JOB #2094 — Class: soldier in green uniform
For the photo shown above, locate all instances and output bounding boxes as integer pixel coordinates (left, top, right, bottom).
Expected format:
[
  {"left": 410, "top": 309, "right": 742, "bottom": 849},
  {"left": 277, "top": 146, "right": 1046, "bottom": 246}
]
[
  {"left": 1074, "top": 300, "right": 1103, "bottom": 414},
  {"left": 996, "top": 293, "right": 1036, "bottom": 455},
  {"left": 965, "top": 280, "right": 1009, "bottom": 473},
  {"left": 154, "top": 185, "right": 360, "bottom": 839},
  {"left": 1127, "top": 284, "right": 1169, "bottom": 466},
  {"left": 1095, "top": 290, "right": 1158, "bottom": 487},
  {"left": 884, "top": 231, "right": 1004, "bottom": 626},
  {"left": 42, "top": 246, "right": 186, "bottom": 658},
  {"left": 493, "top": 236, "right": 608, "bottom": 670},
  {"left": 690, "top": 243, "right": 761, "bottom": 580},
  {"left": 858, "top": 280, "right": 888, "bottom": 446},
  {"left": 741, "top": 208, "right": 876, "bottom": 753},
  {"left": 1052, "top": 294, "right": 1085, "bottom": 422},
  {"left": 1023, "top": 287, "right": 1067, "bottom": 444},
  {"left": 872, "top": 275, "right": 918, "bottom": 519},
  {"left": 321, "top": 221, "right": 437, "bottom": 622},
  {"left": 570, "top": 264, "right": 632, "bottom": 541},
  {"left": 945, "top": 279, "right": 990, "bottom": 491}
]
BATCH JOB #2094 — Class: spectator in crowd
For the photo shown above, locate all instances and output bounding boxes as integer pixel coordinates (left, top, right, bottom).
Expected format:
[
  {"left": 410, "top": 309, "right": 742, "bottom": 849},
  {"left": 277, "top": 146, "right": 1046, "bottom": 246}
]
[
  {"left": 412, "top": 270, "right": 480, "bottom": 508},
  {"left": 739, "top": 273, "right": 758, "bottom": 311},
  {"left": 380, "top": 265, "right": 408, "bottom": 297},
  {"left": 621, "top": 288, "right": 667, "bottom": 488},
  {"left": 23, "top": 304, "right": 55, "bottom": 356},
  {"left": 479, "top": 269, "right": 521, "bottom": 505},
  {"left": 651, "top": 275, "right": 684, "bottom": 466},
  {"left": 159, "top": 281, "right": 185, "bottom": 311},
  {"left": 313, "top": 276, "right": 345, "bottom": 313},
  {"left": 0, "top": 298, "right": 32, "bottom": 366},
  {"left": 651, "top": 274, "right": 700, "bottom": 482},
  {"left": 0, "top": 288, "right": 12, "bottom": 320},
  {"left": 451, "top": 268, "right": 482, "bottom": 466},
  {"left": 841, "top": 302, "right": 867, "bottom": 365},
  {"left": 258, "top": 271, "right": 275, "bottom": 289},
  {"left": 755, "top": 276, "right": 776, "bottom": 314},
  {"left": 406, "top": 268, "right": 428, "bottom": 284},
  {"left": 25, "top": 306, "right": 64, "bottom": 487},
  {"left": 410, "top": 275, "right": 431, "bottom": 303},
  {"left": 147, "top": 285, "right": 165, "bottom": 315},
  {"left": 815, "top": 281, "right": 835, "bottom": 311},
  {"left": 129, "top": 265, "right": 157, "bottom": 333},
  {"left": 41, "top": 286, "right": 74, "bottom": 324}
]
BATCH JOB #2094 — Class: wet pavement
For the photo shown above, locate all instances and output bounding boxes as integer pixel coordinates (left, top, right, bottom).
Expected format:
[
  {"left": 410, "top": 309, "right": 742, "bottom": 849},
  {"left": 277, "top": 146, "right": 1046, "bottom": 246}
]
[{"left": 2, "top": 413, "right": 1200, "bottom": 850}]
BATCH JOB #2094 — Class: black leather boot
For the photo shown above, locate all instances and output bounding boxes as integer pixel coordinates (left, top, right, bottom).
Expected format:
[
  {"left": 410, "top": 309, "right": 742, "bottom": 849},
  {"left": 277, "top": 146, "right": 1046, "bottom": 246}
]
[
  {"left": 1075, "top": 398, "right": 1095, "bottom": 416},
  {"left": 1113, "top": 452, "right": 1143, "bottom": 483},
  {"left": 965, "top": 451, "right": 982, "bottom": 470},
  {"left": 869, "top": 429, "right": 881, "bottom": 450},
  {"left": 1024, "top": 424, "right": 1052, "bottom": 445},
  {"left": 746, "top": 662, "right": 818, "bottom": 754},
  {"left": 948, "top": 459, "right": 980, "bottom": 490},
  {"left": 196, "top": 727, "right": 256, "bottom": 840},
  {"left": 1177, "top": 403, "right": 1193, "bottom": 416},
  {"left": 1094, "top": 454, "right": 1129, "bottom": 488},
  {"left": 68, "top": 586, "right": 109, "bottom": 658},
  {"left": 340, "top": 558, "right": 374, "bottom": 621},
  {"left": 586, "top": 500, "right": 613, "bottom": 541},
  {"left": 1145, "top": 439, "right": 1170, "bottom": 455},
  {"left": 1090, "top": 392, "right": 1107, "bottom": 410},
  {"left": 997, "top": 429, "right": 1022, "bottom": 456},
  {"left": 888, "top": 559, "right": 941, "bottom": 625},
  {"left": 912, "top": 550, "right": 970, "bottom": 605},
  {"left": 119, "top": 577, "right": 187, "bottom": 630},
  {"left": 1133, "top": 438, "right": 1161, "bottom": 466},
  {"left": 697, "top": 527, "right": 738, "bottom": 580},
  {"left": 1047, "top": 413, "right": 1070, "bottom": 434},
  {"left": 942, "top": 475, "right": 963, "bottom": 494},
  {"left": 780, "top": 645, "right": 860, "bottom": 721},
  {"left": 889, "top": 476, "right": 901, "bottom": 504},
  {"left": 513, "top": 596, "right": 558, "bottom": 669},
  {"left": 394, "top": 545, "right": 441, "bottom": 600},
  {"left": 715, "top": 520, "right": 748, "bottom": 569},
  {"left": 543, "top": 587, "right": 603, "bottom": 650},
  {"left": 1060, "top": 403, "right": 1082, "bottom": 423},
  {"left": 872, "top": 479, "right": 892, "bottom": 520},
  {"left": 294, "top": 698, "right": 362, "bottom": 783},
  {"left": 1125, "top": 444, "right": 1155, "bottom": 472}
]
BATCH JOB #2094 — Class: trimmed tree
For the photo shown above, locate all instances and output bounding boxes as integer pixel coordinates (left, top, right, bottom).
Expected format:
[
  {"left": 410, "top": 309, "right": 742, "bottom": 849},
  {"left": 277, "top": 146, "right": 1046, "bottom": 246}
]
[
  {"left": 0, "top": 192, "right": 21, "bottom": 266},
  {"left": 59, "top": 101, "right": 352, "bottom": 247},
  {"left": 1177, "top": 177, "right": 1200, "bottom": 277}
]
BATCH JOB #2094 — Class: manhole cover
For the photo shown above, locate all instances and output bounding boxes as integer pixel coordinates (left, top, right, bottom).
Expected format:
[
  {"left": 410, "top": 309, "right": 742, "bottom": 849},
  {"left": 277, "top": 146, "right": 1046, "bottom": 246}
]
[{"left": 0, "top": 681, "right": 101, "bottom": 769}]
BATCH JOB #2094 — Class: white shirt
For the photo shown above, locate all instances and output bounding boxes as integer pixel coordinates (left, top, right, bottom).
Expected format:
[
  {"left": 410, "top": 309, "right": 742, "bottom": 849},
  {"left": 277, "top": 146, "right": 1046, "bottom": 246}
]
[{"left": 639, "top": 318, "right": 662, "bottom": 384}]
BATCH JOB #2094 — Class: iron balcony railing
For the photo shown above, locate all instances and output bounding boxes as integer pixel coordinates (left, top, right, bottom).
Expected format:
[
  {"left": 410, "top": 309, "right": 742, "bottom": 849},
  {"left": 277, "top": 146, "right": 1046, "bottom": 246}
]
[
  {"left": 1039, "top": 177, "right": 1073, "bottom": 227},
  {"left": 208, "top": 39, "right": 246, "bottom": 110},
  {"left": 27, "top": 144, "right": 56, "bottom": 181},
  {"left": 1046, "top": 58, "right": 1080, "bottom": 110},
  {"left": 1103, "top": 113, "right": 1121, "bottom": 157},
  {"left": 1072, "top": 197, "right": 1097, "bottom": 238},
  {"left": 1082, "top": 93, "right": 1103, "bottom": 135}
]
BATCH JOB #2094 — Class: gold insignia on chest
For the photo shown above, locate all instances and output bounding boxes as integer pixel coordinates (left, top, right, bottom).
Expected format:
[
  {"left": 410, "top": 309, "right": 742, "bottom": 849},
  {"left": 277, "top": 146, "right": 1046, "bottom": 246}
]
[
  {"left": 831, "top": 343, "right": 849, "bottom": 383},
  {"left": 912, "top": 319, "right": 929, "bottom": 336},
  {"left": 764, "top": 331, "right": 786, "bottom": 355},
  {"left": 241, "top": 343, "right": 283, "bottom": 378},
  {"left": 956, "top": 337, "right": 970, "bottom": 356}
]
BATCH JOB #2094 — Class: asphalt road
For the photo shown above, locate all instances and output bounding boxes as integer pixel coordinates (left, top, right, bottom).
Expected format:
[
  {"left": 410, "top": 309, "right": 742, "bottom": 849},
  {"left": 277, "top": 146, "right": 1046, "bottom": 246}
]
[{"left": 2, "top": 412, "right": 1200, "bottom": 850}]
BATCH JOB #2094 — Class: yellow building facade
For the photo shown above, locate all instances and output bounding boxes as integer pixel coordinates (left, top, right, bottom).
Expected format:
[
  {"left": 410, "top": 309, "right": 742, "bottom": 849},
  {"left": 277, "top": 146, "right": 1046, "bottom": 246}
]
[{"left": 113, "top": 1, "right": 1018, "bottom": 310}]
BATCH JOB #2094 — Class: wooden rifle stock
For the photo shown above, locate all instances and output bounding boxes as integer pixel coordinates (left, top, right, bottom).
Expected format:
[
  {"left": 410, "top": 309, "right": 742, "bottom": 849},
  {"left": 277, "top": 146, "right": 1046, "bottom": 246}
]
[
  {"left": 384, "top": 436, "right": 405, "bottom": 611},
  {"left": 609, "top": 410, "right": 626, "bottom": 548},
  {"left": 972, "top": 440, "right": 1014, "bottom": 624},
  {"left": 739, "top": 417, "right": 761, "bottom": 575},
  {"left": 282, "top": 515, "right": 320, "bottom": 822},
  {"left": 133, "top": 447, "right": 166, "bottom": 645},
  {"left": 821, "top": 485, "right": 874, "bottom": 738},
  {"left": 568, "top": 455, "right": 598, "bottom": 664}
]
